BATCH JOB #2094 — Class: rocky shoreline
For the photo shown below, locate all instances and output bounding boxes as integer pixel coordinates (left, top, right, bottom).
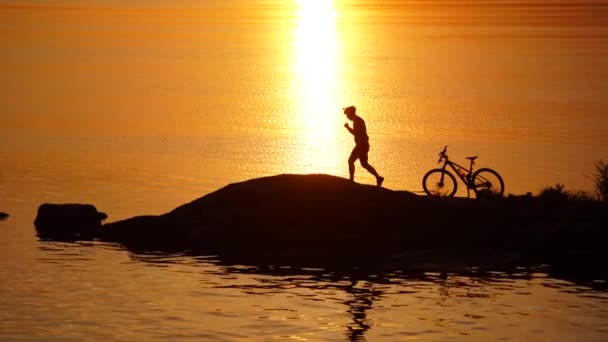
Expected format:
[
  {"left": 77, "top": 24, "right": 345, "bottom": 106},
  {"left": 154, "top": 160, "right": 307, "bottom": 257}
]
[{"left": 34, "top": 174, "right": 608, "bottom": 277}]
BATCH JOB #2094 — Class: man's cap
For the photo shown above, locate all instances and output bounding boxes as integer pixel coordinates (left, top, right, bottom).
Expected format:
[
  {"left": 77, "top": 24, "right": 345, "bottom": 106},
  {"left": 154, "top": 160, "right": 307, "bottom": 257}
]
[{"left": 343, "top": 106, "right": 356, "bottom": 114}]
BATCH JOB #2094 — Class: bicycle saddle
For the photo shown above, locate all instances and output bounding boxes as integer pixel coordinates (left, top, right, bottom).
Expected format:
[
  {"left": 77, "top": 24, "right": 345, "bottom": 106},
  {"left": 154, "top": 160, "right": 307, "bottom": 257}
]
[{"left": 466, "top": 156, "right": 478, "bottom": 161}]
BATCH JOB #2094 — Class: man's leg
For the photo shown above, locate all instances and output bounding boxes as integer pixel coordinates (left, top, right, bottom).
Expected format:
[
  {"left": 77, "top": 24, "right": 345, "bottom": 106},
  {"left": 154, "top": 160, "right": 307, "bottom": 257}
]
[
  {"left": 348, "top": 147, "right": 358, "bottom": 181},
  {"left": 360, "top": 152, "right": 384, "bottom": 187},
  {"left": 360, "top": 159, "right": 379, "bottom": 177}
]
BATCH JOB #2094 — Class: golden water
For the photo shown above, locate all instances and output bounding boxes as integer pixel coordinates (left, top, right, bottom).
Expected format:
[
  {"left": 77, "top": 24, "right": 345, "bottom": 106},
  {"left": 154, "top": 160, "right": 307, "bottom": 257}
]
[{"left": 1, "top": 1, "right": 608, "bottom": 340}]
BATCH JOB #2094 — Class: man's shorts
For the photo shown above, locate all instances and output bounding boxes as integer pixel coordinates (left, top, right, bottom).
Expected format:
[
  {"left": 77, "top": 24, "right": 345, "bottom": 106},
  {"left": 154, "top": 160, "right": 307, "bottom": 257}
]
[{"left": 349, "top": 143, "right": 370, "bottom": 163}]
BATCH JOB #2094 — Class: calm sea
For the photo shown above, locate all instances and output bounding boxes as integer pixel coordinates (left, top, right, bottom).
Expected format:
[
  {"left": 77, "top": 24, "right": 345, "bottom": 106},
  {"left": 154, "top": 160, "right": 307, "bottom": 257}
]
[{"left": 1, "top": 1, "right": 608, "bottom": 340}]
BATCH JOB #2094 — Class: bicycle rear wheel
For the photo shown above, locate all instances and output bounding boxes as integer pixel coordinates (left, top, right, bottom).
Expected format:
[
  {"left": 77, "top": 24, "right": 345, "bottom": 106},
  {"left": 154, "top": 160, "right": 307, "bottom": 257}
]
[
  {"left": 472, "top": 168, "right": 504, "bottom": 198},
  {"left": 422, "top": 169, "right": 457, "bottom": 197}
]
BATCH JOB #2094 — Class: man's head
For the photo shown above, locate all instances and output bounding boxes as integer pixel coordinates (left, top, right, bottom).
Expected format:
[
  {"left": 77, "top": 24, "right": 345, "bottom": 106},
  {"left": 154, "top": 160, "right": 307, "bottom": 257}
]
[{"left": 343, "top": 106, "right": 356, "bottom": 120}]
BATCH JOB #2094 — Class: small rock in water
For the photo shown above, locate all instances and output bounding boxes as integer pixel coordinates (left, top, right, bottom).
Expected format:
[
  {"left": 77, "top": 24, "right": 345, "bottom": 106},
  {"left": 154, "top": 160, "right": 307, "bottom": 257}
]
[
  {"left": 34, "top": 203, "right": 107, "bottom": 238},
  {"left": 0, "top": 212, "right": 9, "bottom": 219}
]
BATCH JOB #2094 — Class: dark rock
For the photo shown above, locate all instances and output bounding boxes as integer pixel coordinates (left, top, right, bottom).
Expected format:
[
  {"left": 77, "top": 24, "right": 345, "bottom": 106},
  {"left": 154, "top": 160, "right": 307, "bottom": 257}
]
[
  {"left": 0, "top": 212, "right": 8, "bottom": 220},
  {"left": 33, "top": 174, "right": 608, "bottom": 275},
  {"left": 101, "top": 174, "right": 607, "bottom": 254},
  {"left": 102, "top": 174, "right": 426, "bottom": 251},
  {"left": 34, "top": 203, "right": 107, "bottom": 239}
]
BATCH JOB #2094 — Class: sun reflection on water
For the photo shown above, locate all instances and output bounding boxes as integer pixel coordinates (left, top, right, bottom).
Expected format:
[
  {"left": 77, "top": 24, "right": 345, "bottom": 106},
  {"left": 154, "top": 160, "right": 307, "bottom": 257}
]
[{"left": 291, "top": 0, "right": 344, "bottom": 173}]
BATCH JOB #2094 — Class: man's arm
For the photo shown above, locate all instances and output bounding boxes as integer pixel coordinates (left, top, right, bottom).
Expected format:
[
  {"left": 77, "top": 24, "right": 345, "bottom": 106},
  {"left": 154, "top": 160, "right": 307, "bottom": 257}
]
[{"left": 344, "top": 123, "right": 354, "bottom": 135}]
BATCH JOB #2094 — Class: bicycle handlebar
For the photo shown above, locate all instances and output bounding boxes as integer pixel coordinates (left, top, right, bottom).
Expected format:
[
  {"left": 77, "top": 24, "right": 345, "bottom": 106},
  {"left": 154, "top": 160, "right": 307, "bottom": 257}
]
[{"left": 437, "top": 145, "right": 447, "bottom": 164}]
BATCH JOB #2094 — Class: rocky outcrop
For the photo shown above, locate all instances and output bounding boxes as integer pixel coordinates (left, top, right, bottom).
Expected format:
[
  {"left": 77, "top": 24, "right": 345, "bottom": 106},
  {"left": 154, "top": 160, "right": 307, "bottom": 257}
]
[
  {"left": 33, "top": 174, "right": 608, "bottom": 274},
  {"left": 104, "top": 174, "right": 606, "bottom": 252},
  {"left": 101, "top": 174, "right": 422, "bottom": 250},
  {"left": 35, "top": 203, "right": 107, "bottom": 239}
]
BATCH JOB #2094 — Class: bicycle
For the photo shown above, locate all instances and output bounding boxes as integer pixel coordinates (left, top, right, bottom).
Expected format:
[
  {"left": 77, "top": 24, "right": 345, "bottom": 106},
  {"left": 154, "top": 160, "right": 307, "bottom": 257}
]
[{"left": 422, "top": 146, "right": 505, "bottom": 198}]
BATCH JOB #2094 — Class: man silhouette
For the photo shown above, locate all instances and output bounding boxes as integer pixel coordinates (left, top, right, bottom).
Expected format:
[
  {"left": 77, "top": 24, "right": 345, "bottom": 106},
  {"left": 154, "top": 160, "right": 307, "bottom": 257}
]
[{"left": 343, "top": 106, "right": 384, "bottom": 187}]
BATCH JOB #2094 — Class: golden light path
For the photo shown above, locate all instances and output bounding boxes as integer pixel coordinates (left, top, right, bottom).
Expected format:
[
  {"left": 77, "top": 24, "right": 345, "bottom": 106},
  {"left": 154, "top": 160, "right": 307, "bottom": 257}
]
[{"left": 292, "top": 0, "right": 343, "bottom": 173}]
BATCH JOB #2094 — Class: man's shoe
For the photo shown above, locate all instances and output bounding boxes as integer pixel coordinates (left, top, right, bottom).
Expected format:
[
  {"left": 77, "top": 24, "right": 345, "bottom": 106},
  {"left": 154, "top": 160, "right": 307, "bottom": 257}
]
[{"left": 376, "top": 176, "right": 384, "bottom": 187}]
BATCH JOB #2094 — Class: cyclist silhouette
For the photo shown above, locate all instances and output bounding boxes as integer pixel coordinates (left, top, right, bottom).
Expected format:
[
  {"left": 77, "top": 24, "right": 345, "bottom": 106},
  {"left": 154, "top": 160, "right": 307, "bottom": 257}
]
[{"left": 343, "top": 106, "right": 384, "bottom": 187}]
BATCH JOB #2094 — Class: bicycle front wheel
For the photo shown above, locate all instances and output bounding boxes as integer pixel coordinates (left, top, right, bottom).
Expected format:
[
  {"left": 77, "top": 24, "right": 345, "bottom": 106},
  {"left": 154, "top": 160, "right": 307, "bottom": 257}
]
[
  {"left": 422, "top": 169, "right": 457, "bottom": 197},
  {"left": 472, "top": 168, "right": 504, "bottom": 197}
]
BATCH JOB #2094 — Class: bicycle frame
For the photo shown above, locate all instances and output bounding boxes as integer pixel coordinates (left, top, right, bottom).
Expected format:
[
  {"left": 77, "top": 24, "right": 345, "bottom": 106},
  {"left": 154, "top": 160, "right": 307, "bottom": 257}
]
[{"left": 440, "top": 158, "right": 474, "bottom": 189}]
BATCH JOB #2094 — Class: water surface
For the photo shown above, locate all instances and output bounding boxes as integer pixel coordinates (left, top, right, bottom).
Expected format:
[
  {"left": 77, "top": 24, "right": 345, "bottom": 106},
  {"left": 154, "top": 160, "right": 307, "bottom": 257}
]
[{"left": 1, "top": 1, "right": 608, "bottom": 340}]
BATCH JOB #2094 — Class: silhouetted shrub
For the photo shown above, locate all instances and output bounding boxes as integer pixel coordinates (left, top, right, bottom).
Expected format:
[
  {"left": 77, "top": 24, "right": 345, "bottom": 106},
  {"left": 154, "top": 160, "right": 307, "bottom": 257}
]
[
  {"left": 538, "top": 184, "right": 595, "bottom": 202},
  {"left": 476, "top": 188, "right": 503, "bottom": 200},
  {"left": 538, "top": 183, "right": 569, "bottom": 202},
  {"left": 593, "top": 160, "right": 608, "bottom": 201},
  {"left": 568, "top": 190, "right": 595, "bottom": 201}
]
